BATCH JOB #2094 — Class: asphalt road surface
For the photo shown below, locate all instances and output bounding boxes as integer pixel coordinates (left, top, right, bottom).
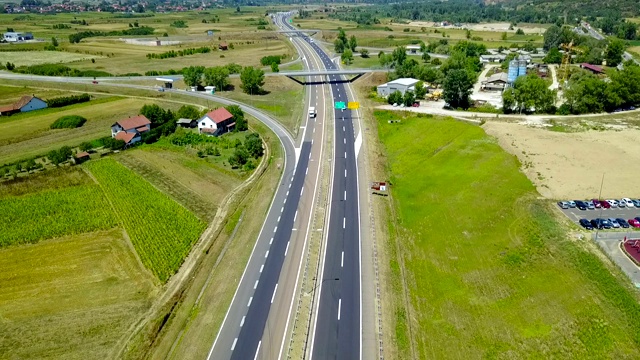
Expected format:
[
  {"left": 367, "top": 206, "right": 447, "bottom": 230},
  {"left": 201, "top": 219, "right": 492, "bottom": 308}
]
[{"left": 559, "top": 203, "right": 640, "bottom": 227}]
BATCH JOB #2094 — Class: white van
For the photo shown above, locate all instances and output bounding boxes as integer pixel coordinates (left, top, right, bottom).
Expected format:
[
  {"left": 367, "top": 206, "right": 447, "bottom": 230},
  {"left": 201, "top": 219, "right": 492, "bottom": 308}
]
[{"left": 309, "top": 106, "right": 317, "bottom": 118}]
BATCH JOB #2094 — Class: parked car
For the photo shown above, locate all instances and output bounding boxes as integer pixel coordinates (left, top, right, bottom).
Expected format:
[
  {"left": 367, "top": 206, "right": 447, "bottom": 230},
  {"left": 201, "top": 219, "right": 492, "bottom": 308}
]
[
  {"left": 557, "top": 201, "right": 570, "bottom": 209},
  {"left": 608, "top": 218, "right": 620, "bottom": 228},
  {"left": 599, "top": 200, "right": 611, "bottom": 209},
  {"left": 629, "top": 219, "right": 640, "bottom": 228},
  {"left": 579, "top": 219, "right": 594, "bottom": 230},
  {"left": 616, "top": 218, "right": 630, "bottom": 228},
  {"left": 622, "top": 198, "right": 635, "bottom": 207},
  {"left": 601, "top": 218, "right": 613, "bottom": 229},
  {"left": 567, "top": 200, "right": 577, "bottom": 208},
  {"left": 585, "top": 201, "right": 595, "bottom": 210},
  {"left": 591, "top": 199, "right": 602, "bottom": 208},
  {"left": 635, "top": 217, "right": 640, "bottom": 223},
  {"left": 632, "top": 199, "right": 640, "bottom": 208},
  {"left": 607, "top": 199, "right": 619, "bottom": 208},
  {"left": 574, "top": 200, "right": 588, "bottom": 210},
  {"left": 591, "top": 219, "right": 611, "bottom": 229}
]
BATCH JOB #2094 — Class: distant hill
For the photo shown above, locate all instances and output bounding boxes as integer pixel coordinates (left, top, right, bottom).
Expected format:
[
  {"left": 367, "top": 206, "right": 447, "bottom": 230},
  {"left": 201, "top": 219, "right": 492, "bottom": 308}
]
[{"left": 483, "top": 0, "right": 639, "bottom": 18}]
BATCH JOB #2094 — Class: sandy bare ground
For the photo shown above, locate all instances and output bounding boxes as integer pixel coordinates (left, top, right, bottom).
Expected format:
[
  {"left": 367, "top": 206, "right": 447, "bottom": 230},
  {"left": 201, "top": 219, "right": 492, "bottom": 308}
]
[
  {"left": 483, "top": 122, "right": 640, "bottom": 200},
  {"left": 406, "top": 21, "right": 547, "bottom": 34}
]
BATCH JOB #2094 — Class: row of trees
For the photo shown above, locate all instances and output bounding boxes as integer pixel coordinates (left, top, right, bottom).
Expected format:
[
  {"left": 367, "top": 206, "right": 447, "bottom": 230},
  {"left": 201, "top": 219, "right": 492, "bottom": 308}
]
[
  {"left": 542, "top": 24, "right": 627, "bottom": 67},
  {"left": 146, "top": 46, "right": 211, "bottom": 59},
  {"left": 182, "top": 65, "right": 266, "bottom": 95},
  {"left": 334, "top": 28, "right": 357, "bottom": 54},
  {"left": 68, "top": 26, "right": 154, "bottom": 43}
]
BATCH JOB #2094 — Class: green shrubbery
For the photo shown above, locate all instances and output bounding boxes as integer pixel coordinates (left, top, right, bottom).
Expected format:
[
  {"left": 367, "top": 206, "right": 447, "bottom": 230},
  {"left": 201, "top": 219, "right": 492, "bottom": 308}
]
[
  {"left": 14, "top": 64, "right": 112, "bottom": 77},
  {"left": 50, "top": 115, "right": 87, "bottom": 129},
  {"left": 146, "top": 46, "right": 211, "bottom": 59},
  {"left": 46, "top": 93, "right": 91, "bottom": 108},
  {"left": 260, "top": 55, "right": 282, "bottom": 66},
  {"left": 68, "top": 27, "right": 154, "bottom": 43}
]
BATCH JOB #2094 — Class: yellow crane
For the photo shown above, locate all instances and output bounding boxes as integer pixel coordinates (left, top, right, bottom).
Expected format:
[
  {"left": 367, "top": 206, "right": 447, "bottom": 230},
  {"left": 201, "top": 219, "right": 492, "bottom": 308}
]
[{"left": 559, "top": 41, "right": 584, "bottom": 85}]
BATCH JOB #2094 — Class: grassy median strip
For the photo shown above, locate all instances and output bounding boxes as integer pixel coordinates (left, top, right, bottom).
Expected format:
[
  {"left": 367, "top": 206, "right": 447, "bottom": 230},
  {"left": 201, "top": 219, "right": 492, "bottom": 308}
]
[{"left": 376, "top": 110, "right": 640, "bottom": 358}]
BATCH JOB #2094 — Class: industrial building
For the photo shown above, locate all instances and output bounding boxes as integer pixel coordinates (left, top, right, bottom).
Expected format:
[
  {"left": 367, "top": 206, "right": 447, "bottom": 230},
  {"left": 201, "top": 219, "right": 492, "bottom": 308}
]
[
  {"left": 481, "top": 73, "right": 509, "bottom": 91},
  {"left": 376, "top": 78, "right": 420, "bottom": 97},
  {"left": 507, "top": 60, "right": 528, "bottom": 84}
]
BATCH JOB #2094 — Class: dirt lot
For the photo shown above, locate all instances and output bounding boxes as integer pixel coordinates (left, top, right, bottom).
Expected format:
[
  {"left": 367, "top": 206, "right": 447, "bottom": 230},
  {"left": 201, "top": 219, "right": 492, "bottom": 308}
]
[
  {"left": 483, "top": 121, "right": 640, "bottom": 200},
  {"left": 407, "top": 21, "right": 547, "bottom": 34}
]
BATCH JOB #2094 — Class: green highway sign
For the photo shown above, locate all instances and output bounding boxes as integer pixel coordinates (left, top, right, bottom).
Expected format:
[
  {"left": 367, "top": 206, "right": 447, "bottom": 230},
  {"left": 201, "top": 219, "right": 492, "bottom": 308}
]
[{"left": 335, "top": 101, "right": 346, "bottom": 110}]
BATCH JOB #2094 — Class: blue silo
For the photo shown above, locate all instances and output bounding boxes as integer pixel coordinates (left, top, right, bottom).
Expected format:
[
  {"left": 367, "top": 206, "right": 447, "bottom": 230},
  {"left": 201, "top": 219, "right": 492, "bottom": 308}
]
[
  {"left": 507, "top": 60, "right": 519, "bottom": 83},
  {"left": 518, "top": 60, "right": 527, "bottom": 77}
]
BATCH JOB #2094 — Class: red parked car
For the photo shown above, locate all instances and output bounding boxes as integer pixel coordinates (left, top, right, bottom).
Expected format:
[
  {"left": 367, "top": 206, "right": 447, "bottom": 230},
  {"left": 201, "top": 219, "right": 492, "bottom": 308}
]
[
  {"left": 599, "top": 200, "right": 611, "bottom": 209},
  {"left": 629, "top": 219, "right": 640, "bottom": 228},
  {"left": 591, "top": 199, "right": 602, "bottom": 208}
]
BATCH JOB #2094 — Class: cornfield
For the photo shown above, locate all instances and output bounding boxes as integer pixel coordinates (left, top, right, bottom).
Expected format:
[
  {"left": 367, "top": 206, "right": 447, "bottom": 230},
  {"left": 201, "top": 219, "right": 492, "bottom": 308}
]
[
  {"left": 0, "top": 185, "right": 117, "bottom": 247},
  {"left": 86, "top": 158, "right": 206, "bottom": 282}
]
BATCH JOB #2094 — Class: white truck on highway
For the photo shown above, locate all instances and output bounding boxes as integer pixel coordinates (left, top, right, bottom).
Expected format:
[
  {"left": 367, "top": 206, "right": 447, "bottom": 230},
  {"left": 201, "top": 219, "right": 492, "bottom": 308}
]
[{"left": 309, "top": 106, "right": 317, "bottom": 118}]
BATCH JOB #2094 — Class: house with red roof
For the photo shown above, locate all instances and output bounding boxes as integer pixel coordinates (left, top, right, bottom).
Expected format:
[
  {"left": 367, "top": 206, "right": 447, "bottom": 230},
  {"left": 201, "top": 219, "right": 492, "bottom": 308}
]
[
  {"left": 0, "top": 95, "right": 47, "bottom": 116},
  {"left": 580, "top": 63, "right": 603, "bottom": 74},
  {"left": 111, "top": 115, "right": 151, "bottom": 146},
  {"left": 198, "top": 108, "right": 235, "bottom": 136}
]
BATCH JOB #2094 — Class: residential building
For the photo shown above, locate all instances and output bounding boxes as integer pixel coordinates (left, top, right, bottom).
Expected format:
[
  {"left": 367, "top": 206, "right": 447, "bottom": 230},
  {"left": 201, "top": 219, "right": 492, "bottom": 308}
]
[
  {"left": 198, "top": 108, "right": 235, "bottom": 136},
  {"left": 176, "top": 118, "right": 197, "bottom": 128},
  {"left": 114, "top": 131, "right": 141, "bottom": 146},
  {"left": 480, "top": 54, "right": 507, "bottom": 63},
  {"left": 0, "top": 95, "right": 47, "bottom": 116},
  {"left": 377, "top": 78, "right": 420, "bottom": 97},
  {"left": 219, "top": 42, "right": 228, "bottom": 50},
  {"left": 111, "top": 115, "right": 151, "bottom": 146}
]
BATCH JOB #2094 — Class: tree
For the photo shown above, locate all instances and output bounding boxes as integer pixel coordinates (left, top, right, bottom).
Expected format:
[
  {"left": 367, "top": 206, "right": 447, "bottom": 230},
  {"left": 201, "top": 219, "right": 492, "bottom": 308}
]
[
  {"left": 51, "top": 37, "right": 58, "bottom": 47},
  {"left": 515, "top": 28, "right": 525, "bottom": 35},
  {"left": 502, "top": 74, "right": 556, "bottom": 114},
  {"left": 414, "top": 81, "right": 427, "bottom": 99},
  {"left": 543, "top": 47, "right": 563, "bottom": 64},
  {"left": 431, "top": 58, "right": 442, "bottom": 66},
  {"left": 25, "top": 158, "right": 36, "bottom": 172},
  {"left": 240, "top": 66, "right": 265, "bottom": 95},
  {"left": 244, "top": 133, "right": 264, "bottom": 158},
  {"left": 226, "top": 105, "right": 248, "bottom": 131},
  {"left": 348, "top": 35, "right": 357, "bottom": 52},
  {"left": 47, "top": 146, "right": 72, "bottom": 166},
  {"left": 140, "top": 104, "right": 172, "bottom": 124},
  {"left": 563, "top": 72, "right": 608, "bottom": 114},
  {"left": 337, "top": 28, "right": 347, "bottom": 44},
  {"left": 271, "top": 62, "right": 279, "bottom": 73},
  {"left": 402, "top": 90, "right": 416, "bottom": 107},
  {"left": 442, "top": 69, "right": 474, "bottom": 109},
  {"left": 360, "top": 49, "right": 369, "bottom": 58},
  {"left": 465, "top": 29, "right": 471, "bottom": 39},
  {"left": 236, "top": 6, "right": 240, "bottom": 12},
  {"left": 79, "top": 141, "right": 93, "bottom": 152},
  {"left": 176, "top": 105, "right": 200, "bottom": 120},
  {"left": 228, "top": 148, "right": 249, "bottom": 168},
  {"left": 5, "top": 62, "right": 14, "bottom": 71},
  {"left": 204, "top": 66, "right": 230, "bottom": 91},
  {"left": 341, "top": 48, "right": 353, "bottom": 65},
  {"left": 501, "top": 32, "right": 507, "bottom": 40},
  {"left": 379, "top": 53, "right": 393, "bottom": 68},
  {"left": 391, "top": 46, "right": 407, "bottom": 67},
  {"left": 421, "top": 52, "right": 431, "bottom": 63},
  {"left": 334, "top": 38, "right": 345, "bottom": 53},
  {"left": 183, "top": 66, "right": 204, "bottom": 87},
  {"left": 387, "top": 90, "right": 402, "bottom": 105},
  {"left": 605, "top": 39, "right": 625, "bottom": 67}
]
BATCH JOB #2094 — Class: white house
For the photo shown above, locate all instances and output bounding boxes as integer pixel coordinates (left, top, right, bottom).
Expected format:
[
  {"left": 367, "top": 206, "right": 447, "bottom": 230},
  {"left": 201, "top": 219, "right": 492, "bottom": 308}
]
[
  {"left": 377, "top": 78, "right": 420, "bottom": 97},
  {"left": 406, "top": 45, "right": 421, "bottom": 54},
  {"left": 198, "top": 108, "right": 235, "bottom": 136},
  {"left": 111, "top": 115, "right": 151, "bottom": 138}
]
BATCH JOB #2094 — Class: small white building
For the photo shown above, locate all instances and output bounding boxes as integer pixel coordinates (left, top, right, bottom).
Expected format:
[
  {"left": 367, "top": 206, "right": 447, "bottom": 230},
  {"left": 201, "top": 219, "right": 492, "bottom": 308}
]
[
  {"left": 406, "top": 45, "right": 421, "bottom": 54},
  {"left": 377, "top": 78, "right": 420, "bottom": 97},
  {"left": 198, "top": 107, "right": 235, "bottom": 136},
  {"left": 3, "top": 32, "right": 33, "bottom": 42}
]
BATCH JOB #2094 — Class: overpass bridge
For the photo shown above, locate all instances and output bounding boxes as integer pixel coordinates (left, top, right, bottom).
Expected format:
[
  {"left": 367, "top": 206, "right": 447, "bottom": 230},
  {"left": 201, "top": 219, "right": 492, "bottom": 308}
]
[
  {"left": 270, "top": 68, "right": 387, "bottom": 85},
  {"left": 276, "top": 29, "right": 321, "bottom": 36}
]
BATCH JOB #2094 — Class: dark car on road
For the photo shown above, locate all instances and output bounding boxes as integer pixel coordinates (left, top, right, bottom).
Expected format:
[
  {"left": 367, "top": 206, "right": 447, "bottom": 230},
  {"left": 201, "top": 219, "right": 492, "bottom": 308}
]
[
  {"left": 579, "top": 219, "right": 594, "bottom": 230},
  {"left": 616, "top": 218, "right": 630, "bottom": 228}
]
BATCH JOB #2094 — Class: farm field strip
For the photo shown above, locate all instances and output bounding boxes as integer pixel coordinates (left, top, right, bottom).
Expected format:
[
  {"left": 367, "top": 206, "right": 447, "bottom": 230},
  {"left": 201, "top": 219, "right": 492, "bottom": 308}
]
[
  {"left": 0, "top": 184, "right": 117, "bottom": 247},
  {"left": 376, "top": 110, "right": 640, "bottom": 359},
  {"left": 86, "top": 158, "right": 206, "bottom": 282}
]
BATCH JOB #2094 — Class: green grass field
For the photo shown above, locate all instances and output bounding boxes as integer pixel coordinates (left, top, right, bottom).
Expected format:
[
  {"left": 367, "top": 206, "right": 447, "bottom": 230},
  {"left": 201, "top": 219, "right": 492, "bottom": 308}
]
[
  {"left": 86, "top": 158, "right": 206, "bottom": 282},
  {"left": 0, "top": 228, "right": 157, "bottom": 359},
  {"left": 0, "top": 95, "right": 181, "bottom": 166},
  {"left": 376, "top": 110, "right": 640, "bottom": 359}
]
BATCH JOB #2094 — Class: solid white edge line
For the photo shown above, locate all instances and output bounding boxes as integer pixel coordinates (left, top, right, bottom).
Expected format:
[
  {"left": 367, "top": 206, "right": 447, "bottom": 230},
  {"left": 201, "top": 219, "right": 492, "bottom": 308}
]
[
  {"left": 254, "top": 340, "right": 262, "bottom": 360},
  {"left": 285, "top": 241, "right": 290, "bottom": 256},
  {"left": 294, "top": 210, "right": 298, "bottom": 222},
  {"left": 271, "top": 283, "right": 279, "bottom": 303},
  {"left": 278, "top": 30, "right": 329, "bottom": 360}
]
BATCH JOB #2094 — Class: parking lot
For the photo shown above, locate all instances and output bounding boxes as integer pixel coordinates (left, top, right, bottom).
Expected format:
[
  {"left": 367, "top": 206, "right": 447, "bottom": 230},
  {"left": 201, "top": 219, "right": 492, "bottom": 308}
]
[{"left": 559, "top": 204, "right": 640, "bottom": 230}]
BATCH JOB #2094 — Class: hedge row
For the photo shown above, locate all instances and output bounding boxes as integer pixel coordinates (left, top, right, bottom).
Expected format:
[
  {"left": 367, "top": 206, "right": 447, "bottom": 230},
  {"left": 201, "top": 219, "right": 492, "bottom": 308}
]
[
  {"left": 146, "top": 46, "right": 212, "bottom": 59},
  {"left": 47, "top": 94, "right": 91, "bottom": 108}
]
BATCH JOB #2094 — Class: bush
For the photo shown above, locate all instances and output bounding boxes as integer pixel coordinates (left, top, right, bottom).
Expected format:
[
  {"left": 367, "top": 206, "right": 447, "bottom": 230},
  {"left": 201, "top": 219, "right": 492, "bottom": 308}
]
[
  {"left": 46, "top": 93, "right": 90, "bottom": 108},
  {"left": 50, "top": 115, "right": 87, "bottom": 129},
  {"left": 14, "top": 64, "right": 112, "bottom": 77},
  {"left": 260, "top": 55, "right": 281, "bottom": 66}
]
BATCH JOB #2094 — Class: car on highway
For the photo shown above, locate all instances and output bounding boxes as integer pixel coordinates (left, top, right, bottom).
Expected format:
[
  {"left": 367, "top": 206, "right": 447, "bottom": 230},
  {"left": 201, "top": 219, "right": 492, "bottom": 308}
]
[
  {"left": 608, "top": 218, "right": 620, "bottom": 228},
  {"left": 622, "top": 198, "right": 635, "bottom": 207},
  {"left": 557, "top": 201, "right": 570, "bottom": 209},
  {"left": 567, "top": 200, "right": 577, "bottom": 208},
  {"left": 579, "top": 219, "right": 594, "bottom": 230},
  {"left": 616, "top": 218, "right": 630, "bottom": 228},
  {"left": 607, "top": 199, "right": 619, "bottom": 208},
  {"left": 600, "top": 200, "right": 611, "bottom": 209},
  {"left": 574, "top": 200, "right": 588, "bottom": 210},
  {"left": 591, "top": 199, "right": 602, "bottom": 208},
  {"left": 629, "top": 219, "right": 640, "bottom": 228}
]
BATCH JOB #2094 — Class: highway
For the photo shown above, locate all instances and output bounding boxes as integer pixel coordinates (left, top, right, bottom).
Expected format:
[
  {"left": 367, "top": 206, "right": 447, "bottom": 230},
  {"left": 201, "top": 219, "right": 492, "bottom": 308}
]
[{"left": 276, "top": 18, "right": 366, "bottom": 360}]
